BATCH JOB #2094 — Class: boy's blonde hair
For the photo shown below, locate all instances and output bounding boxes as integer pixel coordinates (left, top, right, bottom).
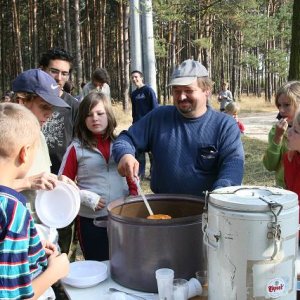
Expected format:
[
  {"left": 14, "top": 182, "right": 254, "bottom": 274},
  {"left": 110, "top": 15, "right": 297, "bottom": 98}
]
[
  {"left": 0, "top": 103, "right": 40, "bottom": 158},
  {"left": 225, "top": 102, "right": 240, "bottom": 115},
  {"left": 275, "top": 81, "right": 300, "bottom": 110}
]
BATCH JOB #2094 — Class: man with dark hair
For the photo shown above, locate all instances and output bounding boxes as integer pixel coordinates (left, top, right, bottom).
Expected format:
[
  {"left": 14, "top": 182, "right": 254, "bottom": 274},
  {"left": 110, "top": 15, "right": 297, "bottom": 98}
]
[
  {"left": 130, "top": 70, "right": 158, "bottom": 180},
  {"left": 39, "top": 48, "right": 79, "bottom": 260},
  {"left": 39, "top": 48, "right": 79, "bottom": 174},
  {"left": 82, "top": 67, "right": 111, "bottom": 100}
]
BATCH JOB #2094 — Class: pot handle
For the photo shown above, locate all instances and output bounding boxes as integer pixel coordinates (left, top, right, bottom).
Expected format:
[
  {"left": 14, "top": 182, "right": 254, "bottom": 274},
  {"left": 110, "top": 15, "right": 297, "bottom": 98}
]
[{"left": 202, "top": 212, "right": 220, "bottom": 250}]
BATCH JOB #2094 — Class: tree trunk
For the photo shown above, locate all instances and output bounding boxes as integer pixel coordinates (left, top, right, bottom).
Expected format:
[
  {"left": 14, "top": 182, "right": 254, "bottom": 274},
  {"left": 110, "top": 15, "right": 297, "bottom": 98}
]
[
  {"left": 123, "top": 2, "right": 130, "bottom": 110},
  {"left": 12, "top": 0, "right": 23, "bottom": 73},
  {"left": 115, "top": 3, "right": 121, "bottom": 101},
  {"left": 65, "top": 0, "right": 72, "bottom": 54},
  {"left": 74, "top": 0, "right": 82, "bottom": 88},
  {"left": 33, "top": 0, "right": 37, "bottom": 66},
  {"left": 288, "top": 0, "right": 300, "bottom": 80},
  {"left": 61, "top": 0, "right": 68, "bottom": 51},
  {"left": 84, "top": 0, "right": 92, "bottom": 82}
]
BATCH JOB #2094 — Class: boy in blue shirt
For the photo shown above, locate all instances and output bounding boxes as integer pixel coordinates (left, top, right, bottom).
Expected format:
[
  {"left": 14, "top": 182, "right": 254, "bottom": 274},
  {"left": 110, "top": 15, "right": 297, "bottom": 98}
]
[
  {"left": 0, "top": 103, "right": 69, "bottom": 299},
  {"left": 130, "top": 70, "right": 158, "bottom": 179}
]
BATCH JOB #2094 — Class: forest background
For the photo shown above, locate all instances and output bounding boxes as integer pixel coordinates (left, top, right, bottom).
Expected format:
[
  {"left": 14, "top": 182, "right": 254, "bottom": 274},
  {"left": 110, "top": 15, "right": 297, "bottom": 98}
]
[{"left": 0, "top": 0, "right": 299, "bottom": 110}]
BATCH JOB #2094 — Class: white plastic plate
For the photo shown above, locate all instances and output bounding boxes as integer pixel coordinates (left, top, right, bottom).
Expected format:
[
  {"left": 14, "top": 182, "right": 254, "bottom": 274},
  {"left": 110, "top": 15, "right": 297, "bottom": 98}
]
[
  {"left": 35, "top": 182, "right": 80, "bottom": 228},
  {"left": 61, "top": 260, "right": 108, "bottom": 288}
]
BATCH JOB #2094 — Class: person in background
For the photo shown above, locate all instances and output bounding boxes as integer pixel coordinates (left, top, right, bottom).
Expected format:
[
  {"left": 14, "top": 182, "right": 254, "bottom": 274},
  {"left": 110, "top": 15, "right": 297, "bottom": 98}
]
[
  {"left": 130, "top": 70, "right": 159, "bottom": 180},
  {"left": 263, "top": 81, "right": 300, "bottom": 188},
  {"left": 113, "top": 59, "right": 244, "bottom": 196},
  {"left": 0, "top": 103, "right": 69, "bottom": 300},
  {"left": 74, "top": 82, "right": 86, "bottom": 102},
  {"left": 224, "top": 101, "right": 245, "bottom": 134},
  {"left": 59, "top": 92, "right": 137, "bottom": 261},
  {"left": 39, "top": 48, "right": 79, "bottom": 260},
  {"left": 63, "top": 80, "right": 76, "bottom": 96},
  {"left": 218, "top": 81, "right": 233, "bottom": 112},
  {"left": 81, "top": 68, "right": 111, "bottom": 100},
  {"left": 39, "top": 48, "right": 79, "bottom": 174},
  {"left": 1, "top": 91, "right": 13, "bottom": 102}
]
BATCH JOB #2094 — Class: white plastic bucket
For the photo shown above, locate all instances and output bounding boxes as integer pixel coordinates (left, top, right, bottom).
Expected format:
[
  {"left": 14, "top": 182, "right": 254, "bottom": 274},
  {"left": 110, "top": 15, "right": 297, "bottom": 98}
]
[{"left": 202, "top": 186, "right": 299, "bottom": 300}]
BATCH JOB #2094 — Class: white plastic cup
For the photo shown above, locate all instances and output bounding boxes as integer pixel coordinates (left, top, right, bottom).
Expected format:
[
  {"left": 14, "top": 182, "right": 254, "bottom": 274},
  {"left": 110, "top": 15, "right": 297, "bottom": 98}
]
[
  {"left": 155, "top": 268, "right": 174, "bottom": 300},
  {"left": 187, "top": 278, "right": 202, "bottom": 298},
  {"left": 195, "top": 270, "right": 208, "bottom": 296},
  {"left": 173, "top": 278, "right": 188, "bottom": 300}
]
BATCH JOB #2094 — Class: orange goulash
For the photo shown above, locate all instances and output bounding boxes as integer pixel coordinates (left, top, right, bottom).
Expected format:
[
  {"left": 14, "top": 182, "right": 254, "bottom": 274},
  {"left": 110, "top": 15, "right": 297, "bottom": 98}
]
[{"left": 147, "top": 214, "right": 172, "bottom": 220}]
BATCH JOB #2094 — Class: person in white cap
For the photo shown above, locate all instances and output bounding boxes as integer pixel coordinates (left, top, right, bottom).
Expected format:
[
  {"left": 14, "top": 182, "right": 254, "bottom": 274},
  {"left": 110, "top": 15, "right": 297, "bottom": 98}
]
[{"left": 112, "top": 59, "right": 244, "bottom": 196}]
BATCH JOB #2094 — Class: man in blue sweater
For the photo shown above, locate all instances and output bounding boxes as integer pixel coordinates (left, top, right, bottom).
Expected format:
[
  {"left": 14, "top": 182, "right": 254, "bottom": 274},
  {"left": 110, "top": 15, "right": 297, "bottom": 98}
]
[
  {"left": 131, "top": 70, "right": 159, "bottom": 180},
  {"left": 112, "top": 59, "right": 244, "bottom": 196}
]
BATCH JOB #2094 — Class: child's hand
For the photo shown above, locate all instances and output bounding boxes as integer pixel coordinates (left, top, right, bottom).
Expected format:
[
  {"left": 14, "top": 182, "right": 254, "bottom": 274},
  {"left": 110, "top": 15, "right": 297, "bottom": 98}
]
[
  {"left": 274, "top": 118, "right": 288, "bottom": 144},
  {"left": 80, "top": 190, "right": 105, "bottom": 211},
  {"left": 28, "top": 172, "right": 58, "bottom": 190},
  {"left": 58, "top": 175, "right": 78, "bottom": 190},
  {"left": 41, "top": 240, "right": 59, "bottom": 257},
  {"left": 47, "top": 253, "right": 70, "bottom": 280},
  {"left": 95, "top": 198, "right": 106, "bottom": 211}
]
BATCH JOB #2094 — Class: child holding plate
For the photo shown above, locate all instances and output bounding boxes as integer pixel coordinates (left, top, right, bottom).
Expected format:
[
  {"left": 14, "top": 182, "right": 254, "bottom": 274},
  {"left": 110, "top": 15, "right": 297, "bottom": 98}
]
[
  {"left": 0, "top": 103, "right": 69, "bottom": 299},
  {"left": 59, "top": 92, "right": 137, "bottom": 261}
]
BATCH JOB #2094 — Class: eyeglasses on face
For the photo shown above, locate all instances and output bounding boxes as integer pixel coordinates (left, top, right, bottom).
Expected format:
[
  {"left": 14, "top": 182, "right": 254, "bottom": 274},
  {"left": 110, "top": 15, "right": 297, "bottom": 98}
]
[{"left": 48, "top": 67, "right": 70, "bottom": 78}]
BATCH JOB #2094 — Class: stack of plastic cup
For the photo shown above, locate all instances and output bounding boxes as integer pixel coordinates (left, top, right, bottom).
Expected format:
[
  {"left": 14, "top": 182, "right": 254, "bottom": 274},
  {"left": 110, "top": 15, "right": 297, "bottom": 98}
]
[
  {"left": 155, "top": 268, "right": 174, "bottom": 300},
  {"left": 195, "top": 270, "right": 208, "bottom": 297},
  {"left": 187, "top": 278, "right": 202, "bottom": 298},
  {"left": 173, "top": 278, "right": 189, "bottom": 300}
]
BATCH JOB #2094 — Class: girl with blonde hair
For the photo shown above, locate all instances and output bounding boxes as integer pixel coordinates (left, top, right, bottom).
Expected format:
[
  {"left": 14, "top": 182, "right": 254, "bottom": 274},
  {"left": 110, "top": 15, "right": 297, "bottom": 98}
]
[{"left": 263, "top": 81, "right": 300, "bottom": 187}]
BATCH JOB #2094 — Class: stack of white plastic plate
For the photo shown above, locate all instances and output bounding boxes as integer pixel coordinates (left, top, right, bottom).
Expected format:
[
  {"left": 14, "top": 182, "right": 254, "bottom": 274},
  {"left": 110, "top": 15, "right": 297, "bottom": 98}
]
[
  {"left": 61, "top": 261, "right": 108, "bottom": 288},
  {"left": 36, "top": 181, "right": 80, "bottom": 228}
]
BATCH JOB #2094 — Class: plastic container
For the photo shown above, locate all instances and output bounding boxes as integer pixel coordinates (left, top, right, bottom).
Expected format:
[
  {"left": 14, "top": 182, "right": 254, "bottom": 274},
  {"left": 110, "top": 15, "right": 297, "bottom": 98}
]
[{"left": 203, "top": 186, "right": 299, "bottom": 300}]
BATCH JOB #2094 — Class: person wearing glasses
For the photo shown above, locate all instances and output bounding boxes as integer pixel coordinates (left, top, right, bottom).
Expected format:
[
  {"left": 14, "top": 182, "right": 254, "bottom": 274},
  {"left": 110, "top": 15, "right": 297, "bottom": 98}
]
[
  {"left": 39, "top": 48, "right": 79, "bottom": 175},
  {"left": 39, "top": 48, "right": 79, "bottom": 261}
]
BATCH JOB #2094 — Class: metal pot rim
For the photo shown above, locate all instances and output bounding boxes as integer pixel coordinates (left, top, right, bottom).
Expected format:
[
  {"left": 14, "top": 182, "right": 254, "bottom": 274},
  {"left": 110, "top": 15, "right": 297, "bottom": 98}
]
[{"left": 107, "top": 193, "right": 204, "bottom": 225}]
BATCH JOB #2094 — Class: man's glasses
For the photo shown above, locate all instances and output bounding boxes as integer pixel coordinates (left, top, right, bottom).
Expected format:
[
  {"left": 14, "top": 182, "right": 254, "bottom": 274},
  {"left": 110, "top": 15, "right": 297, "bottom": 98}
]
[{"left": 48, "top": 67, "right": 70, "bottom": 78}]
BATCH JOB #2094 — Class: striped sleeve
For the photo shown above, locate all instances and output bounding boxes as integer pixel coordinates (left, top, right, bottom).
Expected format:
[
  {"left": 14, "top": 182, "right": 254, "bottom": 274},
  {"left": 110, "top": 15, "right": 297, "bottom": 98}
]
[{"left": 0, "top": 195, "right": 47, "bottom": 299}]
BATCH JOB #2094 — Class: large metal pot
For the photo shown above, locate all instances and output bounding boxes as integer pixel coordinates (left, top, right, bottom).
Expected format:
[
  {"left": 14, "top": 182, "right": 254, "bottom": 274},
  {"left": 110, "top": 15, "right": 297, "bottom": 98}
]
[{"left": 107, "top": 194, "right": 207, "bottom": 292}]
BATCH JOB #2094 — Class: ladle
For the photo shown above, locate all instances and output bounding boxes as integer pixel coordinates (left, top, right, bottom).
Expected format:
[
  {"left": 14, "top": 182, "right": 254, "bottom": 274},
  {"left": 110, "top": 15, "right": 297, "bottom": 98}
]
[{"left": 135, "top": 178, "right": 154, "bottom": 217}]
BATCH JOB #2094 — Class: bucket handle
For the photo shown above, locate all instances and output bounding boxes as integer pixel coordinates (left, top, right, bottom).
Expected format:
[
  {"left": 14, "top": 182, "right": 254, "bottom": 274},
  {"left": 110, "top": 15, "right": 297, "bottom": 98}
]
[
  {"left": 203, "top": 226, "right": 220, "bottom": 250},
  {"left": 209, "top": 186, "right": 284, "bottom": 196},
  {"left": 259, "top": 196, "right": 282, "bottom": 260},
  {"left": 202, "top": 212, "right": 220, "bottom": 250}
]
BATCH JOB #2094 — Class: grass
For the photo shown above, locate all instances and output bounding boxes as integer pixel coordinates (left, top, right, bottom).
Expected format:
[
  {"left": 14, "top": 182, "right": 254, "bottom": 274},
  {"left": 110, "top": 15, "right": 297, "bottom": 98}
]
[
  {"left": 111, "top": 94, "right": 278, "bottom": 193},
  {"left": 209, "top": 94, "right": 276, "bottom": 114},
  {"left": 242, "top": 135, "right": 275, "bottom": 186}
]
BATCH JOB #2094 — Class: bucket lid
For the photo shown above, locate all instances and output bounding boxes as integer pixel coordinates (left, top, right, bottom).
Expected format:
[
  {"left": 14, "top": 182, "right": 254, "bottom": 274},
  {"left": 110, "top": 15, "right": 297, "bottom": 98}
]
[{"left": 209, "top": 186, "right": 298, "bottom": 212}]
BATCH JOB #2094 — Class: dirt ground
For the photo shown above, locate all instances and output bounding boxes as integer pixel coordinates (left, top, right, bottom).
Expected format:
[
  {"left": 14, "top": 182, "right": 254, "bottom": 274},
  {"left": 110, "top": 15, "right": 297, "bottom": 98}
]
[{"left": 239, "top": 111, "right": 277, "bottom": 142}]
